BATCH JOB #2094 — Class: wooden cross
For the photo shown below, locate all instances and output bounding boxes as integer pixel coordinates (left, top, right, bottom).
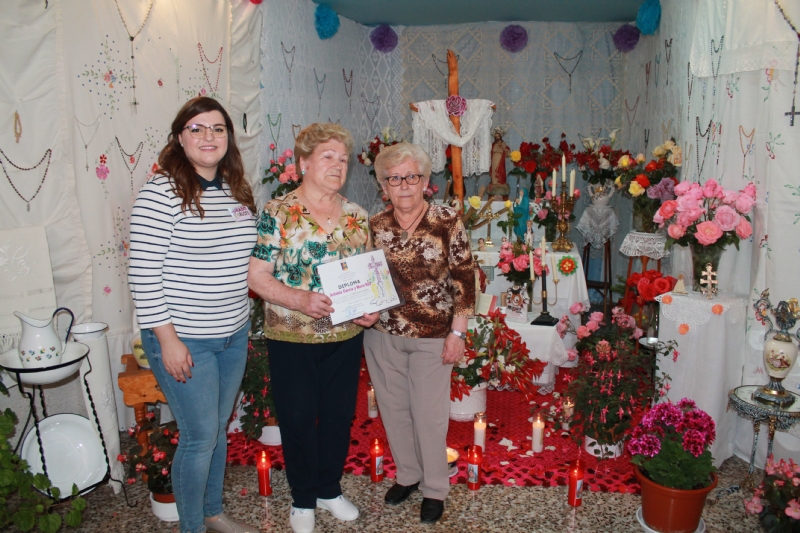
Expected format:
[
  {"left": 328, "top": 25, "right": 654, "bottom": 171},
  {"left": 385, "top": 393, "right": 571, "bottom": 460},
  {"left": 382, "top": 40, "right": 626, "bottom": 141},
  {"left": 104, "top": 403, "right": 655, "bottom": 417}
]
[
  {"left": 786, "top": 99, "right": 799, "bottom": 127},
  {"left": 699, "top": 263, "right": 718, "bottom": 299}
]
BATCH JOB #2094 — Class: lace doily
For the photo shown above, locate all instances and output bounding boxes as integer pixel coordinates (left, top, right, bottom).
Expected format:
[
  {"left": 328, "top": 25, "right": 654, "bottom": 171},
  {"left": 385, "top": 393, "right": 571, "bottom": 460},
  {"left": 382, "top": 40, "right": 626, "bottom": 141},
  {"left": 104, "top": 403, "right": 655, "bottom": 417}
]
[
  {"left": 619, "top": 231, "right": 670, "bottom": 260},
  {"left": 576, "top": 206, "right": 618, "bottom": 248},
  {"left": 411, "top": 99, "right": 494, "bottom": 177},
  {"left": 655, "top": 291, "right": 747, "bottom": 331}
]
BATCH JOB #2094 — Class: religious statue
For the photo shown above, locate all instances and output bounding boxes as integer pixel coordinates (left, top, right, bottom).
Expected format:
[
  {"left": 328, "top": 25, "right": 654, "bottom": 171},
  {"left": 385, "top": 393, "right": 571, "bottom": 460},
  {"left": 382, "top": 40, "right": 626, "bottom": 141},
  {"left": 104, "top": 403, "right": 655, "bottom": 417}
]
[
  {"left": 513, "top": 189, "right": 530, "bottom": 241},
  {"left": 488, "top": 126, "right": 511, "bottom": 199},
  {"left": 534, "top": 175, "right": 545, "bottom": 198},
  {"left": 477, "top": 237, "right": 486, "bottom": 252},
  {"left": 524, "top": 219, "right": 536, "bottom": 248}
]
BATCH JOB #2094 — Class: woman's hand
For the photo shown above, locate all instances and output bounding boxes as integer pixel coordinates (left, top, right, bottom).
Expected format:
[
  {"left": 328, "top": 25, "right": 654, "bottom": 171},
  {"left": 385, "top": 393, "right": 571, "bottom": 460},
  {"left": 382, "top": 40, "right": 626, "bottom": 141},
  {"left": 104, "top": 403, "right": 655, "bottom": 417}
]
[
  {"left": 441, "top": 333, "right": 465, "bottom": 365},
  {"left": 352, "top": 312, "right": 380, "bottom": 328},
  {"left": 295, "top": 291, "right": 334, "bottom": 319},
  {"left": 153, "top": 325, "right": 193, "bottom": 382}
]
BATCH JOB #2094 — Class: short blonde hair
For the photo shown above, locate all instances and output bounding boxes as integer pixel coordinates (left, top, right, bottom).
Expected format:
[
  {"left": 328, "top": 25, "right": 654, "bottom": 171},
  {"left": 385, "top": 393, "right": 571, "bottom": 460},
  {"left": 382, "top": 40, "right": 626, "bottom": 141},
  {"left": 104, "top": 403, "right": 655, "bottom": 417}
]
[
  {"left": 294, "top": 123, "right": 355, "bottom": 163},
  {"left": 373, "top": 142, "right": 432, "bottom": 182}
]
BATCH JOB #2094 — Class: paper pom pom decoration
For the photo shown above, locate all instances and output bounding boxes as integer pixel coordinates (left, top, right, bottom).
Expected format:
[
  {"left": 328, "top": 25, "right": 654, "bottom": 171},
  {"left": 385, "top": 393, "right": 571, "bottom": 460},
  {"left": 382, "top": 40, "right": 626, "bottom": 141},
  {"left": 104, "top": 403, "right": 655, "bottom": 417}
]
[
  {"left": 315, "top": 4, "right": 340, "bottom": 40},
  {"left": 636, "top": 0, "right": 661, "bottom": 35},
  {"left": 500, "top": 24, "right": 528, "bottom": 53},
  {"left": 370, "top": 25, "right": 398, "bottom": 53},
  {"left": 613, "top": 24, "right": 640, "bottom": 52}
]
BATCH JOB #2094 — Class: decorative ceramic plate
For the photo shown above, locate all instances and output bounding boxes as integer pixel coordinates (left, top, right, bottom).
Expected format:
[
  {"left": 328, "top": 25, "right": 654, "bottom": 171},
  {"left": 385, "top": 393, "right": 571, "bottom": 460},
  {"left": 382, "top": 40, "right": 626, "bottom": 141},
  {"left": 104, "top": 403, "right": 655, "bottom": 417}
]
[
  {"left": 22, "top": 413, "right": 106, "bottom": 495},
  {"left": 0, "top": 342, "right": 88, "bottom": 385},
  {"left": 636, "top": 506, "right": 705, "bottom": 533}
]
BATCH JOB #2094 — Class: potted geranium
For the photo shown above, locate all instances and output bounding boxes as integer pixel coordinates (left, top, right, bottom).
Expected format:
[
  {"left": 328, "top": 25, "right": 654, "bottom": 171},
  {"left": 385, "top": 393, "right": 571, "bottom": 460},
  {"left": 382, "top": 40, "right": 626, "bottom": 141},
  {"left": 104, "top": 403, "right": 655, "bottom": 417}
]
[
  {"left": 123, "top": 419, "right": 179, "bottom": 521},
  {"left": 745, "top": 454, "right": 800, "bottom": 533},
  {"left": 575, "top": 129, "right": 630, "bottom": 206},
  {"left": 262, "top": 144, "right": 299, "bottom": 199},
  {"left": 630, "top": 398, "right": 718, "bottom": 533},
  {"left": 239, "top": 293, "right": 279, "bottom": 445},
  {"left": 654, "top": 179, "right": 755, "bottom": 292},
  {"left": 563, "top": 306, "right": 675, "bottom": 458},
  {"left": 450, "top": 308, "right": 546, "bottom": 421},
  {"left": 614, "top": 140, "right": 681, "bottom": 233}
]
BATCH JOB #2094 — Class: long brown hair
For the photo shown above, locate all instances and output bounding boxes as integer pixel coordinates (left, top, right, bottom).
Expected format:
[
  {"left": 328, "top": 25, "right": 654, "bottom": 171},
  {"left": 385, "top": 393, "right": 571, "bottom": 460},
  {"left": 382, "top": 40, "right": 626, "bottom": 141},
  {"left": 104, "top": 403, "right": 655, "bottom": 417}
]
[{"left": 157, "top": 97, "right": 255, "bottom": 217}]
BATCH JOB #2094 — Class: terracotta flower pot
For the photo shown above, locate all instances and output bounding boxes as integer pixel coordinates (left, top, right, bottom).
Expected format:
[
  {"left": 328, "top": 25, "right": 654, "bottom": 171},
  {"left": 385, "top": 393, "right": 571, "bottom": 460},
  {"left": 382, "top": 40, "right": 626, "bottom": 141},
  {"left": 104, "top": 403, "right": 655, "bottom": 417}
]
[{"left": 635, "top": 466, "right": 717, "bottom": 533}]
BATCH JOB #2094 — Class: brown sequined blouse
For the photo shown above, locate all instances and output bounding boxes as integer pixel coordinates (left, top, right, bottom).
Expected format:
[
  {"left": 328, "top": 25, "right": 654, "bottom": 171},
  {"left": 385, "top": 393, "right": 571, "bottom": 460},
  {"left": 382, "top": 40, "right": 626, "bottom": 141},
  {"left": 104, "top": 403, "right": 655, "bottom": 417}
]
[{"left": 370, "top": 203, "right": 476, "bottom": 339}]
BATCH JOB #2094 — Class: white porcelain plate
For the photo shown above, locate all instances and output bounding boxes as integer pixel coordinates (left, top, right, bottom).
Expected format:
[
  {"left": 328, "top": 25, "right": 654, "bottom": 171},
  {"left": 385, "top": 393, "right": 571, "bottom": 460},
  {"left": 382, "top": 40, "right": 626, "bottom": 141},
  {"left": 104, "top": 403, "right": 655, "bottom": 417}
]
[
  {"left": 636, "top": 506, "right": 705, "bottom": 533},
  {"left": 0, "top": 342, "right": 88, "bottom": 385},
  {"left": 22, "top": 413, "right": 106, "bottom": 496}
]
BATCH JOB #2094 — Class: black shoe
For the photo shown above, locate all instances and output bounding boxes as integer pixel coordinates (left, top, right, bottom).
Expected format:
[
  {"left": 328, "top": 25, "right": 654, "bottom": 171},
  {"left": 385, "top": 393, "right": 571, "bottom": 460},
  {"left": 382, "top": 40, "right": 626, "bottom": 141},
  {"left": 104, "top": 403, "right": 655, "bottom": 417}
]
[
  {"left": 384, "top": 482, "right": 419, "bottom": 505},
  {"left": 420, "top": 498, "right": 444, "bottom": 523}
]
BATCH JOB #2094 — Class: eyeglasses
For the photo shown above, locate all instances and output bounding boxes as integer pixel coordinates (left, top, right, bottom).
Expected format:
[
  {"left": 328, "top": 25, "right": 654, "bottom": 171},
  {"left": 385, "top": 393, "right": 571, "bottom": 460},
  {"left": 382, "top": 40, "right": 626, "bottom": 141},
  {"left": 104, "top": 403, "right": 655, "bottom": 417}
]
[
  {"left": 184, "top": 124, "right": 228, "bottom": 139},
  {"left": 385, "top": 173, "right": 424, "bottom": 186}
]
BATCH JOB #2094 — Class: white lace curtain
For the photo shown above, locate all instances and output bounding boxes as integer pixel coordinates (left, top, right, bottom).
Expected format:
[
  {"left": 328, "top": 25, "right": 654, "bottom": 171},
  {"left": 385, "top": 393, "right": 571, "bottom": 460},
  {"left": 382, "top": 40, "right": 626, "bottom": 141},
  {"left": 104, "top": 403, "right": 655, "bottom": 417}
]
[{"left": 411, "top": 99, "right": 494, "bottom": 177}]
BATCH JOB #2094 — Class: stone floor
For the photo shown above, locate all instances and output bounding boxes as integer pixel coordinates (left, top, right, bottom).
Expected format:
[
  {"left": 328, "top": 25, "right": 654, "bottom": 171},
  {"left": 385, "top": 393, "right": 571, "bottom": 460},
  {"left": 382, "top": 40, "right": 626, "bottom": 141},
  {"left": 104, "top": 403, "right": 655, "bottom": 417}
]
[{"left": 28, "top": 454, "right": 760, "bottom": 533}]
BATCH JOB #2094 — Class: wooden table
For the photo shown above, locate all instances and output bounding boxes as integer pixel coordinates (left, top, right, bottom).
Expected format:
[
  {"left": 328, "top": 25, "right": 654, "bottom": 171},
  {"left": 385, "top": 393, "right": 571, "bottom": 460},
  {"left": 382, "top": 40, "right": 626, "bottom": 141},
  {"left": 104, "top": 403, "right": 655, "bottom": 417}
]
[{"left": 117, "top": 354, "right": 166, "bottom": 447}]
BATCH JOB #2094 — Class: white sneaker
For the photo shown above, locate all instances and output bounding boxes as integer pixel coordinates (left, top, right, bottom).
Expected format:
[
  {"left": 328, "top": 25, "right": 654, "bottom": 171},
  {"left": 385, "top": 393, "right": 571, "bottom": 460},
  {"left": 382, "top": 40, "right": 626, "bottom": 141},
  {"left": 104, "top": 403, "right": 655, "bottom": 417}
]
[
  {"left": 316, "top": 495, "right": 360, "bottom": 521},
  {"left": 289, "top": 507, "right": 315, "bottom": 533}
]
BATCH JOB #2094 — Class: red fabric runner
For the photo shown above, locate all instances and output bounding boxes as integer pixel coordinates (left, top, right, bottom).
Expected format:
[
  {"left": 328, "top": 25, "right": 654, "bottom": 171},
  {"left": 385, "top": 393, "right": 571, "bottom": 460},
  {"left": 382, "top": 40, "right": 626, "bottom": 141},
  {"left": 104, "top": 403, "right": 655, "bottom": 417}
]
[{"left": 227, "top": 366, "right": 641, "bottom": 493}]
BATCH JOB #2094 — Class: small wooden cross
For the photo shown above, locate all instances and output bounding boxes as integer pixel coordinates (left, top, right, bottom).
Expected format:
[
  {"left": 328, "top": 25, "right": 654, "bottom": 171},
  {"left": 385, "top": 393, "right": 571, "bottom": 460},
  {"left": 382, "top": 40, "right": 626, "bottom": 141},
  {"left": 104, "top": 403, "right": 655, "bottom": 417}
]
[{"left": 699, "top": 263, "right": 718, "bottom": 299}]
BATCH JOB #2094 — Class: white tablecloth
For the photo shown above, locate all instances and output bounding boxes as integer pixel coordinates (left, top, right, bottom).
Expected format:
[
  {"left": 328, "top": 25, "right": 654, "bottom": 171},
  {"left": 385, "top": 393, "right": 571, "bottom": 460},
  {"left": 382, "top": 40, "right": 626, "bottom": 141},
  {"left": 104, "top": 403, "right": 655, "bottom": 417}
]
[
  {"left": 655, "top": 291, "right": 748, "bottom": 467},
  {"left": 474, "top": 244, "right": 590, "bottom": 338}
]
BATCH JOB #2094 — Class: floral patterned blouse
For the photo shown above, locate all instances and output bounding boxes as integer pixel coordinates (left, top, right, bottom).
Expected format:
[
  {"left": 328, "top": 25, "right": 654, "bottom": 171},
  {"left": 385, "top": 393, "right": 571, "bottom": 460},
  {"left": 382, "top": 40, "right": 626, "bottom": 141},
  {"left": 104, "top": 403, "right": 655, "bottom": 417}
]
[
  {"left": 371, "top": 203, "right": 475, "bottom": 339},
  {"left": 252, "top": 191, "right": 370, "bottom": 344}
]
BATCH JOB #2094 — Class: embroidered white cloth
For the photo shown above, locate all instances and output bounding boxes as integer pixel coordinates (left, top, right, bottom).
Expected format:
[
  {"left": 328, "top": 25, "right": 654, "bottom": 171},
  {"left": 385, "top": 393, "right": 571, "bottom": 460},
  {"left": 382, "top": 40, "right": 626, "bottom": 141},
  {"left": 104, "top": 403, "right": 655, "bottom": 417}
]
[
  {"left": 576, "top": 206, "right": 619, "bottom": 248},
  {"left": 619, "top": 231, "right": 670, "bottom": 260},
  {"left": 411, "top": 99, "right": 495, "bottom": 177},
  {"left": 655, "top": 290, "right": 747, "bottom": 334},
  {"left": 690, "top": 0, "right": 800, "bottom": 77}
]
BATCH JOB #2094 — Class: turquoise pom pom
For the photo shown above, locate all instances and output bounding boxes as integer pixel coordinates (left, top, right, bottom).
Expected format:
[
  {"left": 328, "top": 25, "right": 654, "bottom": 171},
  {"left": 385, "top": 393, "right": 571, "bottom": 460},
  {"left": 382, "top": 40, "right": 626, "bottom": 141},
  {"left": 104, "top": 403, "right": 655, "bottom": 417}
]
[
  {"left": 315, "top": 4, "right": 340, "bottom": 40},
  {"left": 636, "top": 0, "right": 661, "bottom": 35}
]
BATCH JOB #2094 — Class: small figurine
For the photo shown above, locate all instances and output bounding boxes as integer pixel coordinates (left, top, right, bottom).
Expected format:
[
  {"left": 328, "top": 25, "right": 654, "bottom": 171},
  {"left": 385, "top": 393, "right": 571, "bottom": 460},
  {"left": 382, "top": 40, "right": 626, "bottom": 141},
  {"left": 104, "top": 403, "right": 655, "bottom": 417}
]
[
  {"left": 477, "top": 237, "right": 486, "bottom": 252},
  {"left": 534, "top": 175, "right": 545, "bottom": 198},
  {"left": 524, "top": 219, "right": 535, "bottom": 247},
  {"left": 501, "top": 236, "right": 508, "bottom": 244},
  {"left": 672, "top": 273, "right": 688, "bottom": 295}
]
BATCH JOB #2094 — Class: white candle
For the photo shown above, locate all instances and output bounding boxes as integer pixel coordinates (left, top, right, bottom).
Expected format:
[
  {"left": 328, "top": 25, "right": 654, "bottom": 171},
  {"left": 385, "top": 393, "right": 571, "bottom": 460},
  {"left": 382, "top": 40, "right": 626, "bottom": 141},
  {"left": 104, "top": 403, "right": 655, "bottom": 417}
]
[
  {"left": 474, "top": 413, "right": 487, "bottom": 451},
  {"left": 529, "top": 251, "right": 535, "bottom": 281},
  {"left": 552, "top": 169, "right": 557, "bottom": 191},
  {"left": 562, "top": 401, "right": 574, "bottom": 431},
  {"left": 561, "top": 154, "right": 567, "bottom": 183},
  {"left": 550, "top": 254, "right": 559, "bottom": 283},
  {"left": 569, "top": 170, "right": 575, "bottom": 197},
  {"left": 367, "top": 384, "right": 379, "bottom": 418},
  {"left": 532, "top": 415, "right": 545, "bottom": 453}
]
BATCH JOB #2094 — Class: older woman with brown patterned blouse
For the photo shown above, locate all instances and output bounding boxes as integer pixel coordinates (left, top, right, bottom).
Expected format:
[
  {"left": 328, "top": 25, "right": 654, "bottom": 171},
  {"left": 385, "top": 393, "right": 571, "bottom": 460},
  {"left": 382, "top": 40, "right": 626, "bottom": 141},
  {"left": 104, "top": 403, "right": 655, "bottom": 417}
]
[{"left": 364, "top": 142, "right": 475, "bottom": 524}]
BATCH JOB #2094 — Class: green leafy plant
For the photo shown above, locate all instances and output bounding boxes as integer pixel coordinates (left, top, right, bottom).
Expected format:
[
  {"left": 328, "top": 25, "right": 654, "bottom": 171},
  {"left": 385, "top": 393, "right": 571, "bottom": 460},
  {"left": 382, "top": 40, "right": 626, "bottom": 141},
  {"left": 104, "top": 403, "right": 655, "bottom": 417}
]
[
  {"left": 629, "top": 398, "right": 716, "bottom": 490},
  {"left": 238, "top": 295, "right": 277, "bottom": 441},
  {"left": 122, "top": 419, "right": 178, "bottom": 495},
  {"left": 1, "top": 402, "right": 87, "bottom": 532},
  {"left": 745, "top": 455, "right": 800, "bottom": 533}
]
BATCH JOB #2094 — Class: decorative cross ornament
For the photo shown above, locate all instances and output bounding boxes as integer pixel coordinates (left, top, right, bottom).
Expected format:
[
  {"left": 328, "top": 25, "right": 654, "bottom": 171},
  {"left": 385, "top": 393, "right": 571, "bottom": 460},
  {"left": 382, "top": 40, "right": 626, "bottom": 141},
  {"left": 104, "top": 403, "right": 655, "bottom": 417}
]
[{"left": 699, "top": 263, "right": 718, "bottom": 299}]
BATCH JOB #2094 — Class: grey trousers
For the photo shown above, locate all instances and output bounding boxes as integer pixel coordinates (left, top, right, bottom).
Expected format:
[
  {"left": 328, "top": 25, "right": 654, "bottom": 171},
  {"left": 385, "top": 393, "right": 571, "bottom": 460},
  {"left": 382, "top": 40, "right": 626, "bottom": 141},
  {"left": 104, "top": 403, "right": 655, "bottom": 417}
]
[{"left": 363, "top": 329, "right": 452, "bottom": 500}]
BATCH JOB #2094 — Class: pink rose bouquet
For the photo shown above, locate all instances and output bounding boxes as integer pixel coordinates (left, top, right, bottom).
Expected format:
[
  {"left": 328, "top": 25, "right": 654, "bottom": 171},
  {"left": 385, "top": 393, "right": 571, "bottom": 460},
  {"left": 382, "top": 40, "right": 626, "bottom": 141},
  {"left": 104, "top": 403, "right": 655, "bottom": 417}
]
[
  {"left": 495, "top": 240, "right": 548, "bottom": 286},
  {"left": 630, "top": 398, "right": 716, "bottom": 490},
  {"left": 262, "top": 146, "right": 299, "bottom": 199}
]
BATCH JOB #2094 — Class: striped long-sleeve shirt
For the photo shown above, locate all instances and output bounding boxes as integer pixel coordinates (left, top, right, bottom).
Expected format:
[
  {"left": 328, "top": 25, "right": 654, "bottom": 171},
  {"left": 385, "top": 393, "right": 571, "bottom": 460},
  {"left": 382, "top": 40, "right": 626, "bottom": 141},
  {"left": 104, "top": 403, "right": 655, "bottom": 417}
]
[{"left": 128, "top": 174, "right": 257, "bottom": 338}]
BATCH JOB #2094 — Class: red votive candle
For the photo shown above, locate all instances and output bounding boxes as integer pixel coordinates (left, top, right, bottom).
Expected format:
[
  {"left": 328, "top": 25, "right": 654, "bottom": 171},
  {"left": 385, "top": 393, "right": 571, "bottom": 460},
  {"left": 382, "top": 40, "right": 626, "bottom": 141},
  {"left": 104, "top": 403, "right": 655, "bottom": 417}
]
[
  {"left": 568, "top": 459, "right": 584, "bottom": 507},
  {"left": 257, "top": 450, "right": 272, "bottom": 496},
  {"left": 467, "top": 444, "right": 482, "bottom": 491},
  {"left": 370, "top": 438, "right": 384, "bottom": 482}
]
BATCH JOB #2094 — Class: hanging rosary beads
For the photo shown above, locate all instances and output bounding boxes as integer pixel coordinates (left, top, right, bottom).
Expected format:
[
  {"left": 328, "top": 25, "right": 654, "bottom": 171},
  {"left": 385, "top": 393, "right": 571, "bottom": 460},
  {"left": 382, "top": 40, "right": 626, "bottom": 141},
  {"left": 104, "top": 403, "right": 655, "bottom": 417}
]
[
  {"left": 0, "top": 148, "right": 52, "bottom": 212},
  {"left": 113, "top": 0, "right": 155, "bottom": 113}
]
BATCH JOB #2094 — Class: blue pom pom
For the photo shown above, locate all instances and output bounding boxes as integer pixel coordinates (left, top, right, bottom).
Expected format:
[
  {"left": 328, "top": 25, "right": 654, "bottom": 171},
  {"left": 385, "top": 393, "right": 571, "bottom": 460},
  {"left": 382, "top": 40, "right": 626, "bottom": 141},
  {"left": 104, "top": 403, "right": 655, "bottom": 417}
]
[
  {"left": 636, "top": 0, "right": 661, "bottom": 35},
  {"left": 315, "top": 4, "right": 340, "bottom": 41}
]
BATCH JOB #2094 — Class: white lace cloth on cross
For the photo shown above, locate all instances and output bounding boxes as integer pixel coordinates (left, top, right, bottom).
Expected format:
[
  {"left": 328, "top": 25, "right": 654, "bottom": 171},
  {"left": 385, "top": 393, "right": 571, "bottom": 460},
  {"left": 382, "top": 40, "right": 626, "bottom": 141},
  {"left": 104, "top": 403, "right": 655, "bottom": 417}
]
[
  {"left": 619, "top": 231, "right": 670, "bottom": 260},
  {"left": 576, "top": 206, "right": 618, "bottom": 248},
  {"left": 411, "top": 99, "right": 494, "bottom": 177},
  {"left": 655, "top": 291, "right": 747, "bottom": 331}
]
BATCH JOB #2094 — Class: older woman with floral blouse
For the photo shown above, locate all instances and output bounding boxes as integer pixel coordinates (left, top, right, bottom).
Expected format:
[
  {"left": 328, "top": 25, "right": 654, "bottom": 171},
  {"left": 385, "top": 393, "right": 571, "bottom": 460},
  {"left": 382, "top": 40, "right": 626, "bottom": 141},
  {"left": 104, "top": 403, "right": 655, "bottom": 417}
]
[
  {"left": 247, "top": 123, "right": 378, "bottom": 533},
  {"left": 364, "top": 142, "right": 475, "bottom": 524}
]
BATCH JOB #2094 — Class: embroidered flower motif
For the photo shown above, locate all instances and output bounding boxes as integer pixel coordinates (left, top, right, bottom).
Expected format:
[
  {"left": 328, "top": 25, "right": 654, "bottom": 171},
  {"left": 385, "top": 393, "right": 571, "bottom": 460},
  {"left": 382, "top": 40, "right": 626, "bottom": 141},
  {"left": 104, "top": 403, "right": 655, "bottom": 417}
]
[
  {"left": 661, "top": 295, "right": 673, "bottom": 304},
  {"left": 711, "top": 304, "right": 723, "bottom": 315},
  {"left": 678, "top": 323, "right": 690, "bottom": 335},
  {"left": 103, "top": 285, "right": 112, "bottom": 296},
  {"left": 99, "top": 154, "right": 107, "bottom": 164},
  {"left": 96, "top": 163, "right": 109, "bottom": 181}
]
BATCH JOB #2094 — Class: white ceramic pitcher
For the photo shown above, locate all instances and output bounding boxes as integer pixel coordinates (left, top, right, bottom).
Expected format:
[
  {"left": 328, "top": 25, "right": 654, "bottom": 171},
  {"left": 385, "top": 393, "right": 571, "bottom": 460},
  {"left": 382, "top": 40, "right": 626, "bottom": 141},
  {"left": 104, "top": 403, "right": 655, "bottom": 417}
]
[{"left": 14, "top": 307, "right": 74, "bottom": 368}]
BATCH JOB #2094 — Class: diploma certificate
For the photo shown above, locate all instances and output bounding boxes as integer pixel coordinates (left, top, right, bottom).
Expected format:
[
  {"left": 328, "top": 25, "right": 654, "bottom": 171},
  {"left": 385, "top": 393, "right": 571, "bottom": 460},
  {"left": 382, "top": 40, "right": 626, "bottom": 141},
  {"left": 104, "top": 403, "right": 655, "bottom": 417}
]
[{"left": 316, "top": 249, "right": 401, "bottom": 325}]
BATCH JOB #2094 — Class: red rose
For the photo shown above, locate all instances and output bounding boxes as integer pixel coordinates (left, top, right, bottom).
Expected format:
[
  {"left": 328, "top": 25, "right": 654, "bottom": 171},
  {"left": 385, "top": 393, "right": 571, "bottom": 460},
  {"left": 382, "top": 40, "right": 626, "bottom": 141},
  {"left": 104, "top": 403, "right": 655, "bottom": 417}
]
[
  {"left": 645, "top": 161, "right": 658, "bottom": 172},
  {"left": 652, "top": 278, "right": 671, "bottom": 295},
  {"left": 628, "top": 272, "right": 642, "bottom": 287},
  {"left": 523, "top": 160, "right": 537, "bottom": 173},
  {"left": 640, "top": 284, "right": 659, "bottom": 302},
  {"left": 664, "top": 276, "right": 677, "bottom": 289},
  {"left": 643, "top": 270, "right": 662, "bottom": 281},
  {"left": 635, "top": 174, "right": 651, "bottom": 188},
  {"left": 636, "top": 278, "right": 651, "bottom": 295}
]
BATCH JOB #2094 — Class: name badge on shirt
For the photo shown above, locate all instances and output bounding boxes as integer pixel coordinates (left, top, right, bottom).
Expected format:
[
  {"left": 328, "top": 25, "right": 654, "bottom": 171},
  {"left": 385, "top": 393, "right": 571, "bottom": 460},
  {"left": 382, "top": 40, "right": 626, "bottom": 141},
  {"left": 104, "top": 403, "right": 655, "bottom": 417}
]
[{"left": 229, "top": 206, "right": 254, "bottom": 221}]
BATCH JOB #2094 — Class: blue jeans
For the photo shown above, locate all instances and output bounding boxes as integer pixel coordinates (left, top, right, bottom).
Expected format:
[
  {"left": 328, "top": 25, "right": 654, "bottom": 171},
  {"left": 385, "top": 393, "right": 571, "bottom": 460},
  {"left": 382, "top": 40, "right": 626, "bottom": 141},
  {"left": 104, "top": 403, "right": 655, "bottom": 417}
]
[{"left": 142, "top": 323, "right": 249, "bottom": 533}]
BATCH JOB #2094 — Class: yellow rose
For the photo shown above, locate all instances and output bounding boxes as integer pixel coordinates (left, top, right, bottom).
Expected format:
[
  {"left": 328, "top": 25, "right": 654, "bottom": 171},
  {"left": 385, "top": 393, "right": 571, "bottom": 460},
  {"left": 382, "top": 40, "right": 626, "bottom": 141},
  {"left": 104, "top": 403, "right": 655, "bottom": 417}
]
[
  {"left": 504, "top": 200, "right": 512, "bottom": 208},
  {"left": 468, "top": 196, "right": 481, "bottom": 209},
  {"left": 636, "top": 153, "right": 646, "bottom": 163},
  {"left": 510, "top": 150, "right": 522, "bottom": 162},
  {"left": 652, "top": 145, "right": 667, "bottom": 158},
  {"left": 617, "top": 154, "right": 631, "bottom": 168},
  {"left": 662, "top": 140, "right": 675, "bottom": 150},
  {"left": 628, "top": 182, "right": 645, "bottom": 196},
  {"left": 615, "top": 176, "right": 623, "bottom": 187},
  {"left": 668, "top": 146, "right": 683, "bottom": 167}
]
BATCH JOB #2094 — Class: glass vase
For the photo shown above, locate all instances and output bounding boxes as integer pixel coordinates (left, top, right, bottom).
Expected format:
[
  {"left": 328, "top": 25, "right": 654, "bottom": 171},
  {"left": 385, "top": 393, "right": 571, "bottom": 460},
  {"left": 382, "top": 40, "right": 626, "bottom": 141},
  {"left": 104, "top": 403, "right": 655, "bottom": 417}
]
[
  {"left": 632, "top": 200, "right": 659, "bottom": 234},
  {"left": 689, "top": 242, "right": 724, "bottom": 292}
]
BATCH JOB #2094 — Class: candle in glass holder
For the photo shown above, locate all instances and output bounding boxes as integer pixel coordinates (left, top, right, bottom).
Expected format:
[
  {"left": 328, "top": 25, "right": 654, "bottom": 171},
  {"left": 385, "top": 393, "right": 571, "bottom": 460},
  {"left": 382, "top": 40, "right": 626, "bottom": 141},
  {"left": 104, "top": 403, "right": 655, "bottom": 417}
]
[
  {"left": 467, "top": 444, "right": 482, "bottom": 490},
  {"left": 562, "top": 399, "right": 574, "bottom": 430},
  {"left": 532, "top": 414, "right": 544, "bottom": 453},
  {"left": 257, "top": 450, "right": 272, "bottom": 496},
  {"left": 370, "top": 438, "right": 384, "bottom": 482},
  {"left": 568, "top": 459, "right": 584, "bottom": 507},
  {"left": 367, "top": 382, "right": 379, "bottom": 418},
  {"left": 474, "top": 411, "right": 487, "bottom": 451}
]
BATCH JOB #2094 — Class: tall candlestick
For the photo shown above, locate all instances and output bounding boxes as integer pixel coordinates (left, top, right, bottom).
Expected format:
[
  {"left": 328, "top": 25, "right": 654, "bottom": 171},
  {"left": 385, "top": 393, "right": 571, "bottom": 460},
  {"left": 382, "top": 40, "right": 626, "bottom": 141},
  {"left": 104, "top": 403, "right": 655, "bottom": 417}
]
[
  {"left": 551, "top": 169, "right": 557, "bottom": 191},
  {"left": 474, "top": 412, "right": 487, "bottom": 451},
  {"left": 550, "top": 254, "right": 559, "bottom": 283},
  {"left": 569, "top": 169, "right": 575, "bottom": 197},
  {"left": 561, "top": 154, "right": 566, "bottom": 183},
  {"left": 532, "top": 415, "right": 545, "bottom": 453},
  {"left": 541, "top": 235, "right": 546, "bottom": 255}
]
